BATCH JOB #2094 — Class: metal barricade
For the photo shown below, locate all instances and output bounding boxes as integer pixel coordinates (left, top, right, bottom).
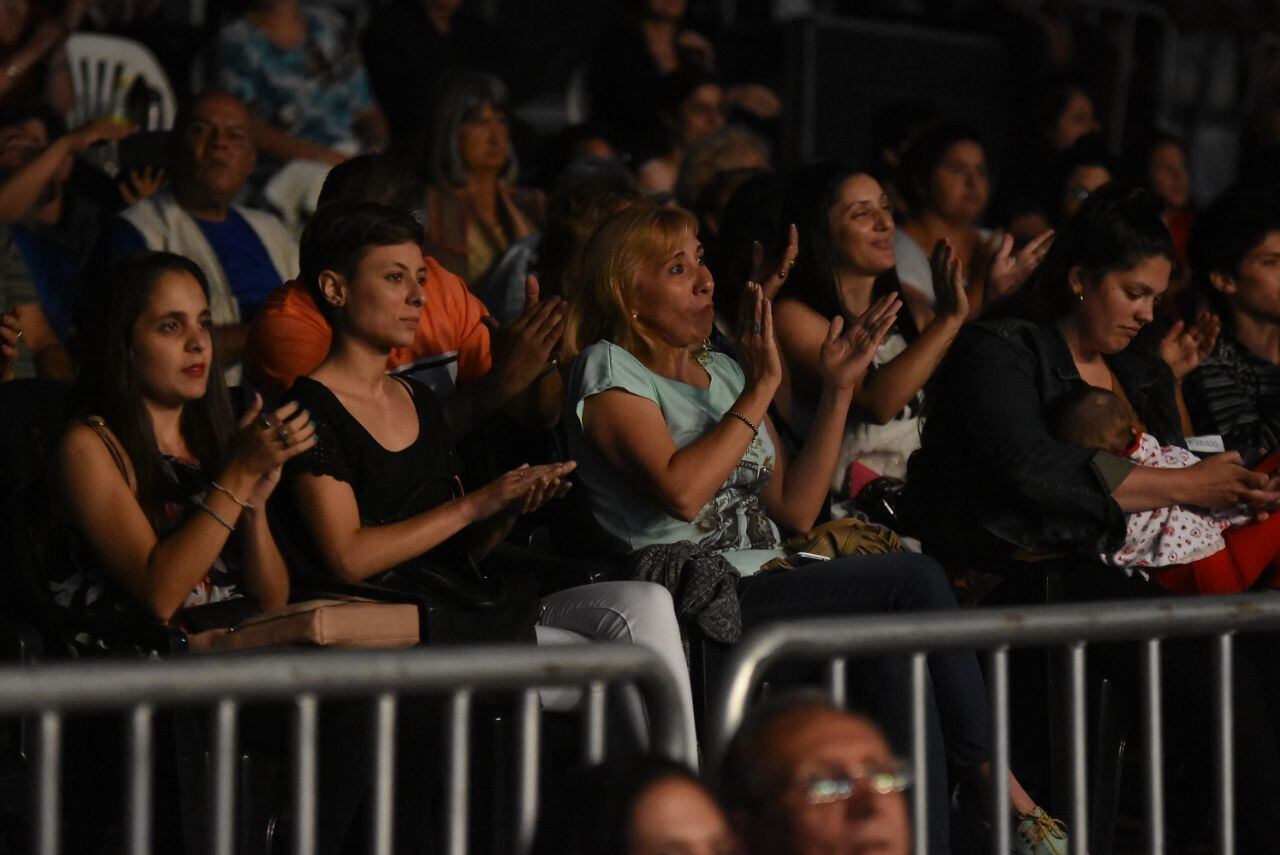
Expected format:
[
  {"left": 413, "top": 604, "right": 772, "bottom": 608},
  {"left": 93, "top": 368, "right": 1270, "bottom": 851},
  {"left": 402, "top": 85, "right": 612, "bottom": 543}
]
[
  {"left": 709, "top": 593, "right": 1280, "bottom": 855},
  {"left": 0, "top": 643, "right": 691, "bottom": 855}
]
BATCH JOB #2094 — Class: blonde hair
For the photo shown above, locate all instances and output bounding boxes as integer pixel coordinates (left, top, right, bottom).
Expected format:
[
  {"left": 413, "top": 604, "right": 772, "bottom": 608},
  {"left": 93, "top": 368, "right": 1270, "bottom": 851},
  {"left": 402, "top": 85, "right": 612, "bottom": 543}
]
[{"left": 562, "top": 204, "right": 702, "bottom": 366}]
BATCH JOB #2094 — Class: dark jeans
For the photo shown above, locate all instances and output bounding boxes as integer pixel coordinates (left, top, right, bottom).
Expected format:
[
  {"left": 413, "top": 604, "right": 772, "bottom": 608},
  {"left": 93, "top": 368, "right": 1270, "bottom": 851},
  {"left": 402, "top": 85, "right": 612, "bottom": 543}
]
[
  {"left": 738, "top": 553, "right": 989, "bottom": 855},
  {"left": 990, "top": 562, "right": 1280, "bottom": 852}
]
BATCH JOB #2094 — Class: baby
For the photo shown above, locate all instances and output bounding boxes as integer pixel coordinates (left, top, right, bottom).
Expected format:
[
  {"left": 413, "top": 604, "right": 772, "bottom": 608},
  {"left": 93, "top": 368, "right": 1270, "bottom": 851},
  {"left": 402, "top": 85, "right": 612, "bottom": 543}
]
[{"left": 1047, "top": 386, "right": 1280, "bottom": 594}]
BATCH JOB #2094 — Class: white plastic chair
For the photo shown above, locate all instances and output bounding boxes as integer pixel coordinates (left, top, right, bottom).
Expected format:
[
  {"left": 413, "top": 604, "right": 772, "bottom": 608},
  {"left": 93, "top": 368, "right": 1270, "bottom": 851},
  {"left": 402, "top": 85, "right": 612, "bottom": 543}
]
[{"left": 64, "top": 33, "right": 175, "bottom": 131}]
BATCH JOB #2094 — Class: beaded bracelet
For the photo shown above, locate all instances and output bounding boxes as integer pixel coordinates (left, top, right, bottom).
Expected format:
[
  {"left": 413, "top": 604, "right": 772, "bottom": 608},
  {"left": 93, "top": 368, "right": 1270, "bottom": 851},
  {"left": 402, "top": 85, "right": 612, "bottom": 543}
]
[
  {"left": 192, "top": 497, "right": 236, "bottom": 533},
  {"left": 210, "top": 480, "right": 255, "bottom": 510},
  {"left": 725, "top": 409, "right": 758, "bottom": 437}
]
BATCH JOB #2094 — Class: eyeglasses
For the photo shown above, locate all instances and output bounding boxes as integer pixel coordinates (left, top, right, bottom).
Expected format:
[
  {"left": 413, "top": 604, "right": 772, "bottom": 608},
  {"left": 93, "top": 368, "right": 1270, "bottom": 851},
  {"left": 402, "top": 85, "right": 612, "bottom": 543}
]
[{"left": 798, "top": 762, "right": 914, "bottom": 805}]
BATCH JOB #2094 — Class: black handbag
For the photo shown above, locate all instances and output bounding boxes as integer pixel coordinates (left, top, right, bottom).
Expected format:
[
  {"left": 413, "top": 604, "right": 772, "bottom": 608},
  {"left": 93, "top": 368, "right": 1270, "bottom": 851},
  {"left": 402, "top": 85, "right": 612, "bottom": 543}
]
[{"left": 359, "top": 475, "right": 540, "bottom": 645}]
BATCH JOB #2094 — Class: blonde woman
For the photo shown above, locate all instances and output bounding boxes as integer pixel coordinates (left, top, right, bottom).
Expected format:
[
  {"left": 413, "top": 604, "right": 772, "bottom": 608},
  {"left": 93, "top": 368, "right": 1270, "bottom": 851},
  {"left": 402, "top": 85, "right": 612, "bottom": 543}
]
[{"left": 561, "top": 204, "right": 1068, "bottom": 855}]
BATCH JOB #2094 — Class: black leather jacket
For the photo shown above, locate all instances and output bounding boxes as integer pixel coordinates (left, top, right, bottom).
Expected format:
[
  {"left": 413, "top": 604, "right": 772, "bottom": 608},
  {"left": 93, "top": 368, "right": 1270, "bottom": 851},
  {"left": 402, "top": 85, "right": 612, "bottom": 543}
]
[{"left": 906, "top": 317, "right": 1183, "bottom": 564}]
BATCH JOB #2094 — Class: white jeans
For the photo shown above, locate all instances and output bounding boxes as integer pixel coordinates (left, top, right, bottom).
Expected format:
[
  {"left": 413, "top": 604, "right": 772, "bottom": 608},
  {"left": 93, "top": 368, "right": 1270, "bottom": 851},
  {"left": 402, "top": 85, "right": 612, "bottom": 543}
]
[{"left": 534, "top": 581, "right": 697, "bottom": 764}]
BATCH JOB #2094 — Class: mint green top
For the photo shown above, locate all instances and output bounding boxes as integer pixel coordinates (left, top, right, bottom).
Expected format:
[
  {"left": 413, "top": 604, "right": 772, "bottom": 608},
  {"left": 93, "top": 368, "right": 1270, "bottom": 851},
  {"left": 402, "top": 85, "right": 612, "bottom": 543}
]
[{"left": 566, "top": 340, "right": 785, "bottom": 576}]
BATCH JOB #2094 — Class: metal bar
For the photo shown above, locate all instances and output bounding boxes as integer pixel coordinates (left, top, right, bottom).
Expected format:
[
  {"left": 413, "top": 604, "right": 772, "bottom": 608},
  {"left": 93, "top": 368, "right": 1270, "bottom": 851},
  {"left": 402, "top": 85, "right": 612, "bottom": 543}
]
[
  {"left": 1216, "top": 634, "right": 1235, "bottom": 855},
  {"left": 371, "top": 693, "right": 397, "bottom": 855},
  {"left": 1067, "top": 644, "right": 1088, "bottom": 855},
  {"left": 37, "top": 710, "right": 60, "bottom": 855},
  {"left": 447, "top": 690, "right": 472, "bottom": 855},
  {"left": 292, "top": 694, "right": 319, "bottom": 855},
  {"left": 1142, "top": 639, "right": 1164, "bottom": 855},
  {"left": 826, "top": 658, "right": 847, "bottom": 708},
  {"left": 0, "top": 643, "right": 690, "bottom": 714},
  {"left": 127, "top": 704, "right": 153, "bottom": 855},
  {"left": 706, "top": 594, "right": 1280, "bottom": 763},
  {"left": 988, "top": 648, "right": 1010, "bottom": 855},
  {"left": 210, "top": 699, "right": 238, "bottom": 855},
  {"left": 910, "top": 652, "right": 927, "bottom": 855},
  {"left": 584, "top": 681, "right": 606, "bottom": 765},
  {"left": 515, "top": 689, "right": 541, "bottom": 855}
]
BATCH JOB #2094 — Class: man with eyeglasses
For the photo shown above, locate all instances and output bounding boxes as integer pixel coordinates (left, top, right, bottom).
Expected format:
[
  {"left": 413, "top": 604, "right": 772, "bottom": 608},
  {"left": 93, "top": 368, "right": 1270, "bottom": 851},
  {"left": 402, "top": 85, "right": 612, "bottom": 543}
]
[{"left": 719, "top": 692, "right": 912, "bottom": 855}]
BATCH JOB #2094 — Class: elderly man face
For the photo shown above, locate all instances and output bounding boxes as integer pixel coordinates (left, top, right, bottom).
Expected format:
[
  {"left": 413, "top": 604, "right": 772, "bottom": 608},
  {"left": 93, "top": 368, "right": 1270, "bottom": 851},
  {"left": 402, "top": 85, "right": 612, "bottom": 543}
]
[
  {"left": 171, "top": 92, "right": 256, "bottom": 213},
  {"left": 742, "top": 708, "right": 912, "bottom": 855}
]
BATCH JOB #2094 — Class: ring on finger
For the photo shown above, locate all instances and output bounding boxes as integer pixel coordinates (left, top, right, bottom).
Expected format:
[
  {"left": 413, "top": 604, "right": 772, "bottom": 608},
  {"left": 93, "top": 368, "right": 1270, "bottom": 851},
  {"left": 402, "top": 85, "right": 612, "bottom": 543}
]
[
  {"left": 751, "top": 321, "right": 763, "bottom": 333},
  {"left": 258, "top": 413, "right": 277, "bottom": 430},
  {"left": 14, "top": 329, "right": 23, "bottom": 342},
  {"left": 775, "top": 269, "right": 788, "bottom": 280}
]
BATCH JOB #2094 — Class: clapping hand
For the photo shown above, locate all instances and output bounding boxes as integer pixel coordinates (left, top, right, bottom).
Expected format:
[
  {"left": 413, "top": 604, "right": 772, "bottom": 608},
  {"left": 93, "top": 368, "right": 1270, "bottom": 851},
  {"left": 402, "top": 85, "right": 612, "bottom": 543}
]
[
  {"left": 985, "top": 229, "right": 1054, "bottom": 304},
  {"left": 468, "top": 461, "right": 577, "bottom": 521},
  {"left": 930, "top": 238, "right": 969, "bottom": 322},
  {"left": 752, "top": 223, "right": 800, "bottom": 301},
  {"left": 487, "top": 274, "right": 566, "bottom": 396},
  {"left": 736, "top": 282, "right": 783, "bottom": 396},
  {"left": 819, "top": 293, "right": 901, "bottom": 392},
  {"left": 1159, "top": 310, "right": 1219, "bottom": 379}
]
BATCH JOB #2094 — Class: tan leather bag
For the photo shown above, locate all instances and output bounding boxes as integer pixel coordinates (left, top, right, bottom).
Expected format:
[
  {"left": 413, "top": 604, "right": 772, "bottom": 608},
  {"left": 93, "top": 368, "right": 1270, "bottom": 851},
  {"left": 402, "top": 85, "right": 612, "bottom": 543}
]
[{"left": 187, "top": 599, "right": 420, "bottom": 653}]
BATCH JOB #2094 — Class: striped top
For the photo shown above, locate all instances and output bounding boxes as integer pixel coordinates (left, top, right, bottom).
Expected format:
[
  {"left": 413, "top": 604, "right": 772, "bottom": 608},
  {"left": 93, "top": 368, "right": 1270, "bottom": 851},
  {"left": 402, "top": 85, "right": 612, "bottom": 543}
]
[{"left": 1185, "top": 334, "right": 1280, "bottom": 452}]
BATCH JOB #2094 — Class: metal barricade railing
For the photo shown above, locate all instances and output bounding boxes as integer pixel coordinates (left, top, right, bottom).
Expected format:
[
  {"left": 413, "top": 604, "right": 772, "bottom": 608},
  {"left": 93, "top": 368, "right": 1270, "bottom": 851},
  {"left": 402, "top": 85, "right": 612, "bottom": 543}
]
[
  {"left": 0, "top": 643, "right": 691, "bottom": 855},
  {"left": 709, "top": 592, "right": 1280, "bottom": 855}
]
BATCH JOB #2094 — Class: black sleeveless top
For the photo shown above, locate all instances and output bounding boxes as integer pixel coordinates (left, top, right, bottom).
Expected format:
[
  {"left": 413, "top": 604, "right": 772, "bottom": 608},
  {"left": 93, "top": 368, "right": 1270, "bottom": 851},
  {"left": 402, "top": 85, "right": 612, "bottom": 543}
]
[{"left": 278, "top": 375, "right": 468, "bottom": 576}]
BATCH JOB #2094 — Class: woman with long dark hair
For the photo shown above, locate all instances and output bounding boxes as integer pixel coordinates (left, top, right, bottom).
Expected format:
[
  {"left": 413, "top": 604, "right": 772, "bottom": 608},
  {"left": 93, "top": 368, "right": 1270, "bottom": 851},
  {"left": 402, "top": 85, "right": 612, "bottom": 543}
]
[
  {"left": 908, "top": 185, "right": 1280, "bottom": 849},
  {"left": 774, "top": 163, "right": 1048, "bottom": 502},
  {"left": 55, "top": 251, "right": 310, "bottom": 625}
]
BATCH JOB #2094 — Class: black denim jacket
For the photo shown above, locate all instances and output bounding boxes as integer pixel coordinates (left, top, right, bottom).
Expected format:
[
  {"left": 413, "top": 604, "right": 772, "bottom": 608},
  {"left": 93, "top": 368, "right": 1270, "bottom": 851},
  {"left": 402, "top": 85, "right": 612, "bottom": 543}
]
[{"left": 906, "top": 317, "right": 1184, "bottom": 563}]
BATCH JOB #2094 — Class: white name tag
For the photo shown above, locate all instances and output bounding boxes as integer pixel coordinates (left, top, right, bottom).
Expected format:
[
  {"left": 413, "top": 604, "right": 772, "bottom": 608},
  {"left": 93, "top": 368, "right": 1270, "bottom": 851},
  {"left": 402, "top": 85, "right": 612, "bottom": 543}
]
[{"left": 1186, "top": 435, "right": 1226, "bottom": 455}]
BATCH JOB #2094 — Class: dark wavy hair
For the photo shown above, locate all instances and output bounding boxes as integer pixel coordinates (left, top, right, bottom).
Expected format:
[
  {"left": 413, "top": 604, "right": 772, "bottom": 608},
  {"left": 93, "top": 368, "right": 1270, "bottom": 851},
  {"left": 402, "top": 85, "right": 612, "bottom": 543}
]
[
  {"left": 991, "top": 183, "right": 1175, "bottom": 322},
  {"left": 73, "top": 252, "right": 234, "bottom": 531},
  {"left": 781, "top": 162, "right": 913, "bottom": 335},
  {"left": 1188, "top": 187, "right": 1280, "bottom": 322}
]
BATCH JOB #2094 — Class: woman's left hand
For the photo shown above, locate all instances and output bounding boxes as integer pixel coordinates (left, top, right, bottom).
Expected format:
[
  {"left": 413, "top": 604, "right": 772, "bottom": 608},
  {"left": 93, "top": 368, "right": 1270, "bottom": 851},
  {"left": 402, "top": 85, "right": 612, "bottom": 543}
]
[
  {"left": 819, "top": 292, "right": 901, "bottom": 392},
  {"left": 755, "top": 223, "right": 799, "bottom": 301},
  {"left": 985, "top": 229, "right": 1054, "bottom": 304},
  {"left": 1160, "top": 310, "right": 1220, "bottom": 379}
]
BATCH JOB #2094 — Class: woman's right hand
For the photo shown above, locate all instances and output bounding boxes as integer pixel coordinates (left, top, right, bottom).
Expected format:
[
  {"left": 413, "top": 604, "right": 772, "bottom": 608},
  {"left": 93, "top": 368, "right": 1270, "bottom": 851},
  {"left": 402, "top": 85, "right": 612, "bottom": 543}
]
[
  {"left": 736, "top": 282, "right": 783, "bottom": 397},
  {"left": 1179, "top": 452, "right": 1280, "bottom": 512},
  {"left": 225, "top": 397, "right": 317, "bottom": 484},
  {"left": 464, "top": 462, "right": 577, "bottom": 522}
]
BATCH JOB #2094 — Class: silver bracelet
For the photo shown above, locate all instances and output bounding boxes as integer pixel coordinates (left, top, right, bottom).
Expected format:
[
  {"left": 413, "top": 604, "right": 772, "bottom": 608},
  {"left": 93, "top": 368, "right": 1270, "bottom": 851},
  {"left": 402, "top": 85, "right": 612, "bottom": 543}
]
[
  {"left": 192, "top": 497, "right": 236, "bottom": 532},
  {"left": 210, "top": 480, "right": 255, "bottom": 510}
]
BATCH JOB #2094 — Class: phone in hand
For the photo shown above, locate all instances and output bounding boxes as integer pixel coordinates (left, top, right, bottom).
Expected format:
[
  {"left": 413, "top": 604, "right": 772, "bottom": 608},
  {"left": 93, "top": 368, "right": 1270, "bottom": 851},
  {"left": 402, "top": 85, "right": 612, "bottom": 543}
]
[{"left": 790, "top": 551, "right": 831, "bottom": 566}]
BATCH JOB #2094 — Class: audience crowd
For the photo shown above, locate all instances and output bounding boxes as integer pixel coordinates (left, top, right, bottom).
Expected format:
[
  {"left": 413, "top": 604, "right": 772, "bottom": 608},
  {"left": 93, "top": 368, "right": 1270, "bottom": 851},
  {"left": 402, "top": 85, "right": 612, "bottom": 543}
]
[{"left": 5, "top": 0, "right": 1280, "bottom": 853}]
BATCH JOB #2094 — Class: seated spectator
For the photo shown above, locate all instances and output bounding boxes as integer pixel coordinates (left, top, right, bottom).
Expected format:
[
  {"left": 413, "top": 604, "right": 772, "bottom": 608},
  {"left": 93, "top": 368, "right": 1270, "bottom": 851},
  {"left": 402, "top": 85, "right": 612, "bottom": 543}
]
[
  {"left": 1184, "top": 188, "right": 1280, "bottom": 451},
  {"left": 635, "top": 68, "right": 726, "bottom": 198},
  {"left": 906, "top": 185, "right": 1280, "bottom": 850},
  {"left": 1055, "top": 133, "right": 1117, "bottom": 223},
  {"left": 550, "top": 756, "right": 739, "bottom": 855},
  {"left": 774, "top": 164, "right": 1050, "bottom": 500},
  {"left": 216, "top": 0, "right": 387, "bottom": 220},
  {"left": 718, "top": 693, "right": 912, "bottom": 855},
  {"left": 1001, "top": 77, "right": 1102, "bottom": 219},
  {"left": 0, "top": 103, "right": 132, "bottom": 381},
  {"left": 587, "top": 0, "right": 780, "bottom": 159},
  {"left": 893, "top": 122, "right": 996, "bottom": 311},
  {"left": 0, "top": 0, "right": 91, "bottom": 113},
  {"left": 475, "top": 159, "right": 644, "bottom": 326},
  {"left": 111, "top": 91, "right": 298, "bottom": 369},
  {"left": 1138, "top": 130, "right": 1194, "bottom": 263},
  {"left": 244, "top": 153, "right": 563, "bottom": 436},
  {"left": 361, "top": 0, "right": 528, "bottom": 143},
  {"left": 275, "top": 201, "right": 697, "bottom": 758},
  {"left": 422, "top": 72, "right": 546, "bottom": 289},
  {"left": 674, "top": 124, "right": 770, "bottom": 222},
  {"left": 562, "top": 203, "right": 1060, "bottom": 852},
  {"left": 53, "top": 251, "right": 304, "bottom": 632}
]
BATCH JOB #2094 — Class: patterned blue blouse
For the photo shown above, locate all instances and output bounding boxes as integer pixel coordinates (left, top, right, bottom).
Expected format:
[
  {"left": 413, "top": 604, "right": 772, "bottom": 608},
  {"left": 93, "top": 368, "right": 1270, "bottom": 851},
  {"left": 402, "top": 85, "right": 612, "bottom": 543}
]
[{"left": 216, "top": 7, "right": 374, "bottom": 151}]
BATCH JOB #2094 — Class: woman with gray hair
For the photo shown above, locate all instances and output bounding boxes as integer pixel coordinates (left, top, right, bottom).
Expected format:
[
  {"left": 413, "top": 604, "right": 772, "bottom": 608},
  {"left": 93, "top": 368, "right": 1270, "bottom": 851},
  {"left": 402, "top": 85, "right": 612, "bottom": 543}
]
[{"left": 421, "top": 71, "right": 546, "bottom": 286}]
